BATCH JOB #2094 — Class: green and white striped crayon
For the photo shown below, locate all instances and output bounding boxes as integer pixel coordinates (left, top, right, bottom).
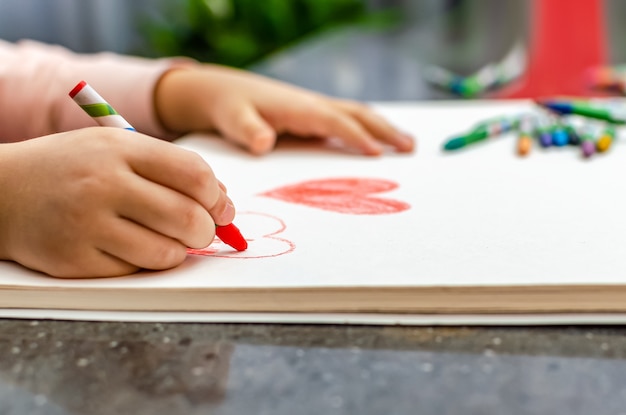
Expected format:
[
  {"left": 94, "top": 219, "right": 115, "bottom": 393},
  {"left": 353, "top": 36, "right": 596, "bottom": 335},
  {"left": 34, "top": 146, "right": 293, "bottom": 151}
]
[{"left": 69, "top": 80, "right": 135, "bottom": 131}]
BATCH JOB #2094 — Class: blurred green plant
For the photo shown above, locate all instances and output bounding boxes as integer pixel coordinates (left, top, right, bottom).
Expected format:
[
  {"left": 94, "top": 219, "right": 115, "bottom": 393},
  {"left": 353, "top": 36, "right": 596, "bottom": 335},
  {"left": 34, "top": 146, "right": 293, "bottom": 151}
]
[{"left": 139, "top": 0, "right": 398, "bottom": 67}]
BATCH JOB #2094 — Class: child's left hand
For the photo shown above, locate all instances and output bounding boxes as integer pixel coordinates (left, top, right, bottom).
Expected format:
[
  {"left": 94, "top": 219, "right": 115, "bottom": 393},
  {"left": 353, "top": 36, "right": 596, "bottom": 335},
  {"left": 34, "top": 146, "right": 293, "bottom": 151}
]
[{"left": 154, "top": 65, "right": 415, "bottom": 156}]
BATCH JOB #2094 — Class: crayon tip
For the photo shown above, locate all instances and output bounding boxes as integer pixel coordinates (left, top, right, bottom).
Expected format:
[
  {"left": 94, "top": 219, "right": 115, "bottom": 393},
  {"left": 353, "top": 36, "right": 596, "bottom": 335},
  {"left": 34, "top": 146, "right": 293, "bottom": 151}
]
[
  {"left": 443, "top": 137, "right": 466, "bottom": 151},
  {"left": 453, "top": 77, "right": 482, "bottom": 98},
  {"left": 538, "top": 132, "right": 553, "bottom": 147},
  {"left": 517, "top": 135, "right": 532, "bottom": 156},
  {"left": 539, "top": 101, "right": 571, "bottom": 114},
  {"left": 596, "top": 136, "right": 612, "bottom": 152},
  {"left": 581, "top": 141, "right": 596, "bottom": 158},
  {"left": 216, "top": 223, "right": 248, "bottom": 251},
  {"left": 552, "top": 129, "right": 569, "bottom": 147},
  {"left": 567, "top": 130, "right": 581, "bottom": 146},
  {"left": 69, "top": 80, "right": 87, "bottom": 98}
]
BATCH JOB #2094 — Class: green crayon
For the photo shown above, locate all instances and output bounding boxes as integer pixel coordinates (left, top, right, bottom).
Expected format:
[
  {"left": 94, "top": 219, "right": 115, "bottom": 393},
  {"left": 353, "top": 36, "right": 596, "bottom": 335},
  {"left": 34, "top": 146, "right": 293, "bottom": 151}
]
[
  {"left": 443, "top": 117, "right": 517, "bottom": 151},
  {"left": 538, "top": 100, "right": 626, "bottom": 124}
]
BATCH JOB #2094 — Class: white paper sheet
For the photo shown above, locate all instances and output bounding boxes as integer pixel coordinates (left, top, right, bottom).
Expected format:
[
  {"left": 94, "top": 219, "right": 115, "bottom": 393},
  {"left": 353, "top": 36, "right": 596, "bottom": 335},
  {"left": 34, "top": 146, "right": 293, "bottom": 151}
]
[{"left": 2, "top": 100, "right": 626, "bottom": 323}]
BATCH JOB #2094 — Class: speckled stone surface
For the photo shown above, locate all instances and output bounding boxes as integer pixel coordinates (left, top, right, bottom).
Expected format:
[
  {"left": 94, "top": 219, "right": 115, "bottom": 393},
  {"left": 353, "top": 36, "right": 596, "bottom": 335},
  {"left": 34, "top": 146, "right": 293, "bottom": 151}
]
[{"left": 2, "top": 320, "right": 626, "bottom": 414}]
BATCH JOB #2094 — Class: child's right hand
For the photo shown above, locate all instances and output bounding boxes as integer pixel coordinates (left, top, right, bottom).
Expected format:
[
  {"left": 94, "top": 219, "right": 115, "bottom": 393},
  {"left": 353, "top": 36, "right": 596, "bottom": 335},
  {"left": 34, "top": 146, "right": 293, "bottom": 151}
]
[{"left": 0, "top": 127, "right": 234, "bottom": 278}]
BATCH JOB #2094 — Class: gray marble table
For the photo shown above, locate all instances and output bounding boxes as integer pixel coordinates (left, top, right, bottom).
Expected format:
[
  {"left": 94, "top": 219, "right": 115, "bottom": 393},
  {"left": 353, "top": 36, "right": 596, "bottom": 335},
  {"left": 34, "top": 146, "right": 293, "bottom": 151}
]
[{"left": 1, "top": 320, "right": 626, "bottom": 414}]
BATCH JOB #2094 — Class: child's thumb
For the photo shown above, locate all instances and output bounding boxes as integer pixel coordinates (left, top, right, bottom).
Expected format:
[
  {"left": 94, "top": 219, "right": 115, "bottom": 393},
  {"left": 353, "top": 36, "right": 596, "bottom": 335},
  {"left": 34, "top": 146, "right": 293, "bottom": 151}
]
[{"left": 218, "top": 105, "right": 276, "bottom": 155}]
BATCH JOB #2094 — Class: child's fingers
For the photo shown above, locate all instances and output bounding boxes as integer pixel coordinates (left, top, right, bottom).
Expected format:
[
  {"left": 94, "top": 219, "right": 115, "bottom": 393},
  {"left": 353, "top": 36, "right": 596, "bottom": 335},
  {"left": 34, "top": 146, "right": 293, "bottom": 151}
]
[
  {"left": 213, "top": 103, "right": 277, "bottom": 155},
  {"left": 124, "top": 133, "right": 234, "bottom": 225},
  {"left": 291, "top": 106, "right": 385, "bottom": 156},
  {"left": 20, "top": 244, "right": 139, "bottom": 279},
  {"left": 116, "top": 173, "right": 216, "bottom": 249},
  {"left": 96, "top": 216, "right": 188, "bottom": 271},
  {"left": 218, "top": 180, "right": 227, "bottom": 193},
  {"left": 85, "top": 251, "right": 140, "bottom": 278},
  {"left": 332, "top": 100, "right": 415, "bottom": 152}
]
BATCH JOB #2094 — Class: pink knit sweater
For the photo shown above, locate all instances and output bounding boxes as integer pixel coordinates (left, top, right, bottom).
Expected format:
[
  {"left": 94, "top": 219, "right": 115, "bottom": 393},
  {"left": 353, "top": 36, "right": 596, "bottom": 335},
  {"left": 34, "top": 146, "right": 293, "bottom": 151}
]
[{"left": 0, "top": 39, "right": 190, "bottom": 142}]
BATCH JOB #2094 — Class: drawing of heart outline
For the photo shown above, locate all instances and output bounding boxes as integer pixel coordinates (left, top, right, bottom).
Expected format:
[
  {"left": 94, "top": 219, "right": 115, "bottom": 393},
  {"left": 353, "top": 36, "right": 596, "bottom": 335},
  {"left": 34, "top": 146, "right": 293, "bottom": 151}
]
[{"left": 187, "top": 211, "right": 295, "bottom": 259}]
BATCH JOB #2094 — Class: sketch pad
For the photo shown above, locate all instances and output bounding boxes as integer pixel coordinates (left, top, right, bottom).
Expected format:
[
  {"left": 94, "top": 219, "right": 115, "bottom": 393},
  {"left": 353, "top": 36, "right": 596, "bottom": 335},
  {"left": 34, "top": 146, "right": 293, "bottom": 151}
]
[{"left": 3, "top": 100, "right": 626, "bottom": 324}]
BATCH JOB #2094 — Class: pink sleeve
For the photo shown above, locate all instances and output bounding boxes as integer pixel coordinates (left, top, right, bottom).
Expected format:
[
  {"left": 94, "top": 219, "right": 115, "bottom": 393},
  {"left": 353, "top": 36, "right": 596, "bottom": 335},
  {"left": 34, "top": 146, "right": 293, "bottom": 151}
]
[{"left": 0, "top": 39, "right": 196, "bottom": 143}]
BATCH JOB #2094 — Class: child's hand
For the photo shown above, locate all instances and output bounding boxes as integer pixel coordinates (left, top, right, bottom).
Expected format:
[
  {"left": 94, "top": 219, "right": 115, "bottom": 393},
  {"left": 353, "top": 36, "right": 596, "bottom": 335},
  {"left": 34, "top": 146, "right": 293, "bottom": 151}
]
[
  {"left": 0, "top": 127, "right": 233, "bottom": 278},
  {"left": 155, "top": 65, "right": 415, "bottom": 156}
]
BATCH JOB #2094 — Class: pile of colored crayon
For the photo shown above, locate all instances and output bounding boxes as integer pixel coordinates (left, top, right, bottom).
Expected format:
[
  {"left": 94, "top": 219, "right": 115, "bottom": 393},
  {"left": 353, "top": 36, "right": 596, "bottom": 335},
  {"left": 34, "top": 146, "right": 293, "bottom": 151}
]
[{"left": 442, "top": 99, "right": 624, "bottom": 159}]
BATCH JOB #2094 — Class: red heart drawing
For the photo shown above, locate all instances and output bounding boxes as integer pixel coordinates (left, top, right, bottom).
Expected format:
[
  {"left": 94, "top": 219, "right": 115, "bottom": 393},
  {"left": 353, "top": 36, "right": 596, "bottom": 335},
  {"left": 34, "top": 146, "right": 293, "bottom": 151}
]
[{"left": 259, "top": 177, "right": 410, "bottom": 215}]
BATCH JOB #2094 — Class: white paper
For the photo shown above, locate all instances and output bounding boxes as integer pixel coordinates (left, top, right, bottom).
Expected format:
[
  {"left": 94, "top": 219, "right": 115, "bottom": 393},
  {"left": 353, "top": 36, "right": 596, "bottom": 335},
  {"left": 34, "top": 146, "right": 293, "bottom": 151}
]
[{"left": 2, "top": 100, "right": 626, "bottom": 322}]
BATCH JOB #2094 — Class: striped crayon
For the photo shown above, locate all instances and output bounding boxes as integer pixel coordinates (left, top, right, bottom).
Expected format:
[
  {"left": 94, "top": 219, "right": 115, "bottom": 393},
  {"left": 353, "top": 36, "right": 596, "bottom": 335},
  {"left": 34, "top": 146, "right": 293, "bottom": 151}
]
[
  {"left": 578, "top": 124, "right": 598, "bottom": 158},
  {"left": 550, "top": 121, "right": 569, "bottom": 147},
  {"left": 561, "top": 118, "right": 581, "bottom": 146},
  {"left": 443, "top": 116, "right": 517, "bottom": 151},
  {"left": 596, "top": 124, "right": 615, "bottom": 153},
  {"left": 69, "top": 80, "right": 135, "bottom": 131},
  {"left": 422, "top": 65, "right": 484, "bottom": 98},
  {"left": 535, "top": 115, "right": 553, "bottom": 147},
  {"left": 516, "top": 113, "right": 536, "bottom": 156}
]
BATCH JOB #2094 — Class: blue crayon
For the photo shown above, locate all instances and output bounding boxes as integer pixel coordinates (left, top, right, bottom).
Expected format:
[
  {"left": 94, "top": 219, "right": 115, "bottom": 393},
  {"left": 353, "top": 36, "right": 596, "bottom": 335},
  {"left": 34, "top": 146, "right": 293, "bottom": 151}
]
[
  {"left": 550, "top": 123, "right": 569, "bottom": 146},
  {"left": 535, "top": 116, "right": 553, "bottom": 147},
  {"left": 561, "top": 118, "right": 581, "bottom": 146}
]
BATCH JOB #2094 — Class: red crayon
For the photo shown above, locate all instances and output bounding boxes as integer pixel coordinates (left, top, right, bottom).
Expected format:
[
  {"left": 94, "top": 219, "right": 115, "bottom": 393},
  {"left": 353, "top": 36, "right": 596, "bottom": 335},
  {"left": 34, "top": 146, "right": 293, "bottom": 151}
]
[{"left": 215, "top": 223, "right": 248, "bottom": 251}]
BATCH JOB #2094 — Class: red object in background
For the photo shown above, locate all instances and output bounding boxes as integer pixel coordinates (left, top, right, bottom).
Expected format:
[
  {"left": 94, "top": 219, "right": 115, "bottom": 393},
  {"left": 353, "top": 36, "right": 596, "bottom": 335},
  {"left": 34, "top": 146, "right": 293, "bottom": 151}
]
[{"left": 494, "top": 0, "right": 608, "bottom": 99}]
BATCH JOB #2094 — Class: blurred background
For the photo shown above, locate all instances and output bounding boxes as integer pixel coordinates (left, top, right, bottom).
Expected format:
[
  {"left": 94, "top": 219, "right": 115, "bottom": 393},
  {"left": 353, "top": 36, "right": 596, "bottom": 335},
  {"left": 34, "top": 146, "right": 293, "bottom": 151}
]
[{"left": 0, "top": 0, "right": 624, "bottom": 100}]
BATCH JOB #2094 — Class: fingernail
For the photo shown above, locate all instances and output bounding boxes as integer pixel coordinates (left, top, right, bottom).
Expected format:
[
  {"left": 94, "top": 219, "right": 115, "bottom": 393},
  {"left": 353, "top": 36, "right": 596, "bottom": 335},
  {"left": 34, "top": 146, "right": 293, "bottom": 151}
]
[
  {"left": 220, "top": 199, "right": 235, "bottom": 223},
  {"left": 218, "top": 180, "right": 228, "bottom": 193},
  {"left": 396, "top": 133, "right": 415, "bottom": 149},
  {"left": 251, "top": 130, "right": 276, "bottom": 154},
  {"left": 366, "top": 142, "right": 385, "bottom": 155},
  {"left": 225, "top": 199, "right": 235, "bottom": 215},
  {"left": 400, "top": 132, "right": 414, "bottom": 142}
]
